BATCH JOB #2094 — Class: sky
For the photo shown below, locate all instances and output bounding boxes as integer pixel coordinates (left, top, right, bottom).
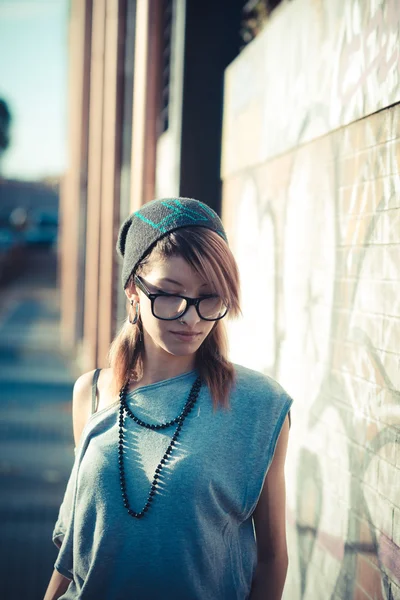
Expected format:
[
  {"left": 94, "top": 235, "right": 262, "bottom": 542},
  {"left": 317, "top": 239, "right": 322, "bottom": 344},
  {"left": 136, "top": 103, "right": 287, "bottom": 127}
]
[{"left": 0, "top": 0, "right": 69, "bottom": 180}]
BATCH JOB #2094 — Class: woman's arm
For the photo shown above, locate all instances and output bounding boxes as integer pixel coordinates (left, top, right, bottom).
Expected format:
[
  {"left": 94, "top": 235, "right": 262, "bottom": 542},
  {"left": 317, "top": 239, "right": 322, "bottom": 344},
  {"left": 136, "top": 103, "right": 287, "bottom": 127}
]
[
  {"left": 43, "top": 568, "right": 71, "bottom": 600},
  {"left": 43, "top": 373, "right": 94, "bottom": 599},
  {"left": 249, "top": 415, "right": 290, "bottom": 600}
]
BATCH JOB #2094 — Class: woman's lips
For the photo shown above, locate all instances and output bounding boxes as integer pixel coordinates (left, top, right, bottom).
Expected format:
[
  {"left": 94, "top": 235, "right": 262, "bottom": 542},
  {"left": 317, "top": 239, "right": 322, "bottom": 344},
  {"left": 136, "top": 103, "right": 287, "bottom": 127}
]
[{"left": 170, "top": 331, "right": 201, "bottom": 341}]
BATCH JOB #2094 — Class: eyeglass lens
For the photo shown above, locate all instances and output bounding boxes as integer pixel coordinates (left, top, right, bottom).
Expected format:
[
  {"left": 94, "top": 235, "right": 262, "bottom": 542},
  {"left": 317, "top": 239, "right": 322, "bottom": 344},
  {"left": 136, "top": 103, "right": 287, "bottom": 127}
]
[{"left": 153, "top": 295, "right": 226, "bottom": 320}]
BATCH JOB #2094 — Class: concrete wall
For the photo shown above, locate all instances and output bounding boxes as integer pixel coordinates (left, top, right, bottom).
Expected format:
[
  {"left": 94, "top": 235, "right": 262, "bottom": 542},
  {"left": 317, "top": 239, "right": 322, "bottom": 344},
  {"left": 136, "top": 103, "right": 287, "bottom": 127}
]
[{"left": 221, "top": 1, "right": 400, "bottom": 599}]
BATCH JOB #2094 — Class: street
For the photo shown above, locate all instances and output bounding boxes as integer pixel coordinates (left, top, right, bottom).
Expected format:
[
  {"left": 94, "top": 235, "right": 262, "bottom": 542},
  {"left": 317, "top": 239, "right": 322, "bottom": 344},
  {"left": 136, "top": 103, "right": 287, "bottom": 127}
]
[{"left": 0, "top": 251, "right": 76, "bottom": 600}]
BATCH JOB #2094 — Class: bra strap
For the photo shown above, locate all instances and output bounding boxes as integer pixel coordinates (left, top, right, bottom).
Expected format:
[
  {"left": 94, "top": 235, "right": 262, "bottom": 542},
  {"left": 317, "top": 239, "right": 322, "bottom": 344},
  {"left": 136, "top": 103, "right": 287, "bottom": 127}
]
[{"left": 91, "top": 368, "right": 101, "bottom": 415}]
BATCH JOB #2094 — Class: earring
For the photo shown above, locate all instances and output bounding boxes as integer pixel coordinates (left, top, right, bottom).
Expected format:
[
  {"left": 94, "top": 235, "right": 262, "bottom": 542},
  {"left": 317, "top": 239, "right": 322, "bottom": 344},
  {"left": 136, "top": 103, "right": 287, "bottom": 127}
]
[{"left": 129, "top": 299, "right": 140, "bottom": 325}]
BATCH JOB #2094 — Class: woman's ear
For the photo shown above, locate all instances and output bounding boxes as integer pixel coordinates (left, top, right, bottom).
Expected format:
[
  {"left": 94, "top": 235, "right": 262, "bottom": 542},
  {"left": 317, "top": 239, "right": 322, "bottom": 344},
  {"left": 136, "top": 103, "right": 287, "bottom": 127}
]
[{"left": 124, "top": 281, "right": 139, "bottom": 303}]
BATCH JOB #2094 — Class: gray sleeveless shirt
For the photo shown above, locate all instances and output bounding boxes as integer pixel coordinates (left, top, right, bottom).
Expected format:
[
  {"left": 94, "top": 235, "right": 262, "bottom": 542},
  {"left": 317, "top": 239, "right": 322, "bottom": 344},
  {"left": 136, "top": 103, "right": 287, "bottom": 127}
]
[{"left": 52, "top": 365, "right": 293, "bottom": 599}]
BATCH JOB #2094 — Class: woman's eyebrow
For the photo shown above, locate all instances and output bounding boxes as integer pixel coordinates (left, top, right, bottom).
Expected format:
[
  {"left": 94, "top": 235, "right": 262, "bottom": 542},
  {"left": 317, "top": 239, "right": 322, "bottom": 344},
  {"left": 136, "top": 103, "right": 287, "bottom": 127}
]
[{"left": 158, "top": 277, "right": 208, "bottom": 288}]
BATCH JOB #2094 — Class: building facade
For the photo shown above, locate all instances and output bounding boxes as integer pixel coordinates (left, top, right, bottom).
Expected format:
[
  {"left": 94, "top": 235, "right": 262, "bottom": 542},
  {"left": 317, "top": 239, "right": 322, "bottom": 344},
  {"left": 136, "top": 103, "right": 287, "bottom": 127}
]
[{"left": 60, "top": 0, "right": 242, "bottom": 369}]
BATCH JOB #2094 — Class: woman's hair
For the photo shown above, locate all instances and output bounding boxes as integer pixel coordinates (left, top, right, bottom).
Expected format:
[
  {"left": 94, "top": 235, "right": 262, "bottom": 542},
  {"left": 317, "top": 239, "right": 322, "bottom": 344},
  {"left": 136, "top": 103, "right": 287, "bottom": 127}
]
[{"left": 108, "top": 227, "right": 241, "bottom": 409}]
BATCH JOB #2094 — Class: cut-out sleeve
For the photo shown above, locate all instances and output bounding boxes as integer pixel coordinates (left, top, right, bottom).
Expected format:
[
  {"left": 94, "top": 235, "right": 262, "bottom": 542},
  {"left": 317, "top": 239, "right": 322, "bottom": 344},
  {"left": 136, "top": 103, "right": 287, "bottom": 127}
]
[{"left": 244, "top": 376, "right": 293, "bottom": 518}]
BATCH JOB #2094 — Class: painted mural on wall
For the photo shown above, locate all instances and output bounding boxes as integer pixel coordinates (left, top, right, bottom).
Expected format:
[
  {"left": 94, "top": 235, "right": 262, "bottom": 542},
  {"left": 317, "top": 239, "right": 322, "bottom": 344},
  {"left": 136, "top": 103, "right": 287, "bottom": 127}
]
[
  {"left": 225, "top": 103, "right": 400, "bottom": 600},
  {"left": 222, "top": 0, "right": 400, "bottom": 176},
  {"left": 222, "top": 1, "right": 400, "bottom": 599}
]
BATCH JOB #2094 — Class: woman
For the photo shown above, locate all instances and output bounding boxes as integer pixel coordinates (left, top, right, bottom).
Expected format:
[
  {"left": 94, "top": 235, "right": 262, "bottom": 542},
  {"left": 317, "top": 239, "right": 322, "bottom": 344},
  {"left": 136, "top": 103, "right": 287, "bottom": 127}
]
[{"left": 44, "top": 198, "right": 293, "bottom": 600}]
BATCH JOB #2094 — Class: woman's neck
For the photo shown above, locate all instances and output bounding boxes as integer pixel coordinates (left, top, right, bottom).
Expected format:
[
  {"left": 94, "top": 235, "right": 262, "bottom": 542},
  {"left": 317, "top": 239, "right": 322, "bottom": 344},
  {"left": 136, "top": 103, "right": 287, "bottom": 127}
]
[{"left": 138, "top": 351, "right": 195, "bottom": 387}]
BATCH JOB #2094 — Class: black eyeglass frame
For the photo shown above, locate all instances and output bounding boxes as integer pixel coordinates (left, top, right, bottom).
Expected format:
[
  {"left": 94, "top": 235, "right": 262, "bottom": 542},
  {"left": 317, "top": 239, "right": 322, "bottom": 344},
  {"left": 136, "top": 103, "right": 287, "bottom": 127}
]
[{"left": 133, "top": 275, "right": 229, "bottom": 322}]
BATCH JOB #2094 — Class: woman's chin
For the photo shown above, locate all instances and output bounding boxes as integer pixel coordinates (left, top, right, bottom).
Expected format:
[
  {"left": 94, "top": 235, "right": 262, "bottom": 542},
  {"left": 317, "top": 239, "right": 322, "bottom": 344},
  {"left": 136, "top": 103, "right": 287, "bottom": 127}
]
[
  {"left": 167, "top": 345, "right": 199, "bottom": 358},
  {"left": 163, "top": 338, "right": 202, "bottom": 357}
]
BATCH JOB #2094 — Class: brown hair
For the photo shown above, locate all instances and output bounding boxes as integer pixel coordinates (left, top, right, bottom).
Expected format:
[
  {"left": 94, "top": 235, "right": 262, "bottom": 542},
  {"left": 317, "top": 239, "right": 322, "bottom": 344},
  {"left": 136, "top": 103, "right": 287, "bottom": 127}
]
[{"left": 108, "top": 227, "right": 241, "bottom": 409}]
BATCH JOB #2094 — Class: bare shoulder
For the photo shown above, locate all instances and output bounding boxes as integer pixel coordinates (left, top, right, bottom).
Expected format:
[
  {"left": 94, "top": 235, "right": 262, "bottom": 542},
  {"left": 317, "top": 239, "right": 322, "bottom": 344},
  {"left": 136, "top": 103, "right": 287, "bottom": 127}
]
[
  {"left": 72, "top": 368, "right": 116, "bottom": 447},
  {"left": 73, "top": 370, "right": 94, "bottom": 398},
  {"left": 72, "top": 370, "right": 96, "bottom": 447},
  {"left": 96, "top": 367, "right": 116, "bottom": 411}
]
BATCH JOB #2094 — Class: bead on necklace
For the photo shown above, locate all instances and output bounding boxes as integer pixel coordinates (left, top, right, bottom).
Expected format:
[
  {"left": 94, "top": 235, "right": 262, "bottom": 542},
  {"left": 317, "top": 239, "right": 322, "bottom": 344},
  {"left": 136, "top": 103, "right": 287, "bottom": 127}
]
[{"left": 118, "top": 373, "right": 202, "bottom": 518}]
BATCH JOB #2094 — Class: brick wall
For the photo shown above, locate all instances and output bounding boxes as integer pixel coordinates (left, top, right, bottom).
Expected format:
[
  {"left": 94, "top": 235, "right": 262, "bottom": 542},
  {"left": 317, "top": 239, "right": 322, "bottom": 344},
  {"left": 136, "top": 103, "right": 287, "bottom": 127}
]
[{"left": 221, "top": 1, "right": 400, "bottom": 598}]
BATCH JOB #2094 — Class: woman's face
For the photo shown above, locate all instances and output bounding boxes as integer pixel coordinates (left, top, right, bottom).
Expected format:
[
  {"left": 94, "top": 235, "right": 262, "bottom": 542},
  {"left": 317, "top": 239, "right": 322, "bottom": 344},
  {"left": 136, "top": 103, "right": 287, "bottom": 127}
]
[{"left": 126, "top": 255, "right": 217, "bottom": 360}]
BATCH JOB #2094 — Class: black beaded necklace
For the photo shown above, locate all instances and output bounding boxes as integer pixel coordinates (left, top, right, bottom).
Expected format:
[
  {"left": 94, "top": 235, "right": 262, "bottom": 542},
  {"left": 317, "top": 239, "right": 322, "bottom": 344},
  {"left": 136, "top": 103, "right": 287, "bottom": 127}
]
[{"left": 118, "top": 374, "right": 202, "bottom": 519}]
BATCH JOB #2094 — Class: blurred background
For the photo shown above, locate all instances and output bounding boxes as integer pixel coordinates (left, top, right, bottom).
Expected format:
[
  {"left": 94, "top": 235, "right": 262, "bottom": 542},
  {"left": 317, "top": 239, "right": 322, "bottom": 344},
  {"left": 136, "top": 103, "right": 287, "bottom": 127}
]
[
  {"left": 0, "top": 0, "right": 399, "bottom": 599},
  {"left": 0, "top": 2, "right": 72, "bottom": 600}
]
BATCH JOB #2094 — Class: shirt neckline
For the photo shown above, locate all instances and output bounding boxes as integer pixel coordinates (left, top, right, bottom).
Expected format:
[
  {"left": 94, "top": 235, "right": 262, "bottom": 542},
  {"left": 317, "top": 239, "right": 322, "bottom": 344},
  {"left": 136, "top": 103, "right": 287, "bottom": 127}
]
[
  {"left": 80, "top": 370, "right": 198, "bottom": 441},
  {"left": 126, "top": 369, "right": 197, "bottom": 399}
]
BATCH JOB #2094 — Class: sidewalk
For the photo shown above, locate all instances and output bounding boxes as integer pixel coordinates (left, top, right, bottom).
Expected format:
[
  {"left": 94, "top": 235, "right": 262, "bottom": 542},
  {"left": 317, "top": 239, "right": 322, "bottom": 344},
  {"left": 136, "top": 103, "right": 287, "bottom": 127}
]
[{"left": 0, "top": 251, "right": 77, "bottom": 600}]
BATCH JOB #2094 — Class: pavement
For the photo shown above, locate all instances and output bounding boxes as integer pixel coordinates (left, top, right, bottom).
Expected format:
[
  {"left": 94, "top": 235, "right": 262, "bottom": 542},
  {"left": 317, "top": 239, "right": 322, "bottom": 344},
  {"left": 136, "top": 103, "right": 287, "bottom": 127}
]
[{"left": 0, "top": 250, "right": 77, "bottom": 600}]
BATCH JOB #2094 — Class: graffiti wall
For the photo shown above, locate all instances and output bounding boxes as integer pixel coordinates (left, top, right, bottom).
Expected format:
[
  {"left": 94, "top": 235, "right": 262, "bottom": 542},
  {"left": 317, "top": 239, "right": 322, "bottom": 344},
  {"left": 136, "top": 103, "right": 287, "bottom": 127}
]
[
  {"left": 222, "top": 0, "right": 400, "bottom": 175},
  {"left": 222, "top": 1, "right": 400, "bottom": 599}
]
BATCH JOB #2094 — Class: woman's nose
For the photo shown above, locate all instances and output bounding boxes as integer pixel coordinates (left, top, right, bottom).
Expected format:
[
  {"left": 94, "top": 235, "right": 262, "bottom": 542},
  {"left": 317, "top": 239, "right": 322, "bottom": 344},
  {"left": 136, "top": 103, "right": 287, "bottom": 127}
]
[{"left": 182, "top": 304, "right": 201, "bottom": 326}]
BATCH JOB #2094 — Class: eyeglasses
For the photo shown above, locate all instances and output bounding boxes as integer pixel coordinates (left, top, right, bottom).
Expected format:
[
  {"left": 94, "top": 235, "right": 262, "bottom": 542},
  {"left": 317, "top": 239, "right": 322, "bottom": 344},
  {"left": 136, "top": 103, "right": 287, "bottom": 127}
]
[{"left": 134, "top": 275, "right": 229, "bottom": 321}]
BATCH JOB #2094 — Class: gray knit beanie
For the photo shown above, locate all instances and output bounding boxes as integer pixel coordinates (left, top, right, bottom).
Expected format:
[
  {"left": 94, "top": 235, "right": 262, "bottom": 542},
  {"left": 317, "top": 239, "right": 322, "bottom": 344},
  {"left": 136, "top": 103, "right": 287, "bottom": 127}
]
[{"left": 116, "top": 197, "right": 228, "bottom": 289}]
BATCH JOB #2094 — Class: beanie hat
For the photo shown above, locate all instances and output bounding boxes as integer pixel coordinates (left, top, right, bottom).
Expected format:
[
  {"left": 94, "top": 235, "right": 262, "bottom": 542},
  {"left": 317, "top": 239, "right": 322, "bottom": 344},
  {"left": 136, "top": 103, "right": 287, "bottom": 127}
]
[{"left": 116, "top": 197, "right": 228, "bottom": 289}]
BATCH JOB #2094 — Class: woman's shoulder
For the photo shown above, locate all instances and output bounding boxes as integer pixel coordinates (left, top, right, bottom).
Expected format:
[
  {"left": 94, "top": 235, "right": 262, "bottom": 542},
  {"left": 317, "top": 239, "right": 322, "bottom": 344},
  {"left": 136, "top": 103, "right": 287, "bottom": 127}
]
[
  {"left": 73, "top": 369, "right": 96, "bottom": 394},
  {"left": 72, "top": 371, "right": 95, "bottom": 447},
  {"left": 73, "top": 367, "right": 114, "bottom": 395},
  {"left": 72, "top": 368, "right": 115, "bottom": 445},
  {"left": 231, "top": 364, "right": 293, "bottom": 426},
  {"left": 232, "top": 363, "right": 293, "bottom": 402}
]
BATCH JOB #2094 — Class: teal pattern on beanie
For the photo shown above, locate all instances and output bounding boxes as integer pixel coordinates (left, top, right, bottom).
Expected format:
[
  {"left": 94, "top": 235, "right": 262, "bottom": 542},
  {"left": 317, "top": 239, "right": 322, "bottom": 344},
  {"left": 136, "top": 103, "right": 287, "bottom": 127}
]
[{"left": 116, "top": 197, "right": 228, "bottom": 289}]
